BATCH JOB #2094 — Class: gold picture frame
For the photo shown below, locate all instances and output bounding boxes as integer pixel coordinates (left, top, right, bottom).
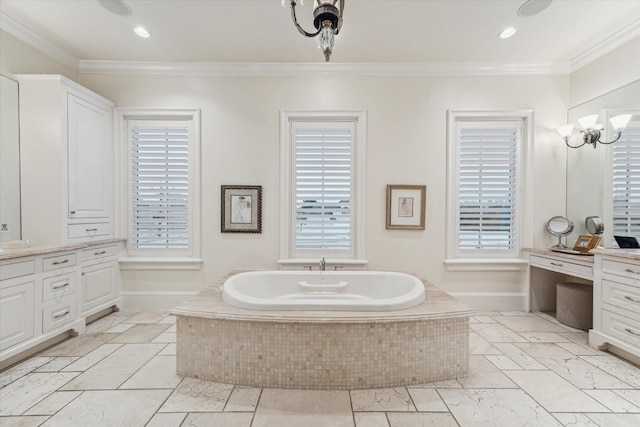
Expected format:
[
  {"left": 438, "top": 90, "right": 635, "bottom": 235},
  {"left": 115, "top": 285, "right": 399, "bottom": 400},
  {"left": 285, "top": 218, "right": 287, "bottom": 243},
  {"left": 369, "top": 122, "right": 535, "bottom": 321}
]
[
  {"left": 572, "top": 234, "right": 600, "bottom": 252},
  {"left": 221, "top": 185, "right": 262, "bottom": 233},
  {"left": 386, "top": 184, "right": 426, "bottom": 230}
]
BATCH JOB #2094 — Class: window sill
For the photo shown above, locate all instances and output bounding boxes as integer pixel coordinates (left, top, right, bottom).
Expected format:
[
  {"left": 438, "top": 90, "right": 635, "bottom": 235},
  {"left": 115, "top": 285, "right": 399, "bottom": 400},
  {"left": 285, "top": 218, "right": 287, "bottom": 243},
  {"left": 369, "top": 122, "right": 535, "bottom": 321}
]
[
  {"left": 444, "top": 258, "right": 527, "bottom": 272},
  {"left": 119, "top": 257, "right": 203, "bottom": 271},
  {"left": 278, "top": 258, "right": 368, "bottom": 271}
]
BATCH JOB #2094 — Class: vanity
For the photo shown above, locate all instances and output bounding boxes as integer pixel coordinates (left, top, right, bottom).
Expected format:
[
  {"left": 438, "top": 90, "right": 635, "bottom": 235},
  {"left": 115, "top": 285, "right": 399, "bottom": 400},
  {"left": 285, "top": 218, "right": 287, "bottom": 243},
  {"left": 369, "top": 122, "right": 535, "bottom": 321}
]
[{"left": 525, "top": 248, "right": 640, "bottom": 363}]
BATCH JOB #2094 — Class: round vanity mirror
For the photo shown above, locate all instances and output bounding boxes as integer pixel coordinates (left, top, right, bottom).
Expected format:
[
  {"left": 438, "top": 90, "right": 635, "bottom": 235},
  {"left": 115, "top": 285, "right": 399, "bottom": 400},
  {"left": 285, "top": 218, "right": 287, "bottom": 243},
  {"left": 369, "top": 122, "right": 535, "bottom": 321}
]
[
  {"left": 546, "top": 216, "right": 574, "bottom": 249},
  {"left": 585, "top": 216, "right": 604, "bottom": 235}
]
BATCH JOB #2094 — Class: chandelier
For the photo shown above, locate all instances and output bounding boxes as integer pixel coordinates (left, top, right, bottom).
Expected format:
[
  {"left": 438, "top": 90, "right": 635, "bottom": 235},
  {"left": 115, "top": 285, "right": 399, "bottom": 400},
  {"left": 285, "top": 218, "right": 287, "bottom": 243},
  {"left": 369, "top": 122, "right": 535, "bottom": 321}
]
[{"left": 284, "top": 0, "right": 345, "bottom": 62}]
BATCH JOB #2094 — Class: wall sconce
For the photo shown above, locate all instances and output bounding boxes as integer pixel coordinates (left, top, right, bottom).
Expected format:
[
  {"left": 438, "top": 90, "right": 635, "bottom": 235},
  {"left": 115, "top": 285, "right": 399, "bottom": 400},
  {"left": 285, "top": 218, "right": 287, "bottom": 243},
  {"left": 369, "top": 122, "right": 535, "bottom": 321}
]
[
  {"left": 283, "top": 0, "right": 345, "bottom": 62},
  {"left": 558, "top": 114, "right": 632, "bottom": 149}
]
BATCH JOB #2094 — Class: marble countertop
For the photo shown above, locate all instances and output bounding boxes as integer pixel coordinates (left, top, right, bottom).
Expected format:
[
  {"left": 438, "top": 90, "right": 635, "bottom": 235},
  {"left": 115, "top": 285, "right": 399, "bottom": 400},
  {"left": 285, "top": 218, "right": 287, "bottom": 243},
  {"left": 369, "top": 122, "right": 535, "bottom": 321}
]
[
  {"left": 0, "top": 238, "right": 126, "bottom": 261},
  {"left": 592, "top": 247, "right": 640, "bottom": 261},
  {"left": 525, "top": 247, "right": 640, "bottom": 263},
  {"left": 523, "top": 248, "right": 595, "bottom": 263},
  {"left": 172, "top": 273, "right": 474, "bottom": 324}
]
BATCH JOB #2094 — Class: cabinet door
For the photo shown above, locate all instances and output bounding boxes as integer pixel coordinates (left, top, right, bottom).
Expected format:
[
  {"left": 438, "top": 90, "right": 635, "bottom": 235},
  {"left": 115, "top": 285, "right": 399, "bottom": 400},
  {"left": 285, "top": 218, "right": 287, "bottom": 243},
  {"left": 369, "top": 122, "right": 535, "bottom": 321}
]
[
  {"left": 82, "top": 262, "right": 117, "bottom": 313},
  {"left": 67, "top": 93, "right": 112, "bottom": 220},
  {"left": 0, "top": 281, "right": 35, "bottom": 350}
]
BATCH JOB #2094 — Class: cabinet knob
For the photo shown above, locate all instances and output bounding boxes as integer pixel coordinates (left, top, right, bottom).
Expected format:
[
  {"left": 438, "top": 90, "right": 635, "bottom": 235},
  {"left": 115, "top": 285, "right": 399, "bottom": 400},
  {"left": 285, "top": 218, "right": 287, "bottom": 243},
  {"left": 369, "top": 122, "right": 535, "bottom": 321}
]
[{"left": 70, "top": 211, "right": 76, "bottom": 214}]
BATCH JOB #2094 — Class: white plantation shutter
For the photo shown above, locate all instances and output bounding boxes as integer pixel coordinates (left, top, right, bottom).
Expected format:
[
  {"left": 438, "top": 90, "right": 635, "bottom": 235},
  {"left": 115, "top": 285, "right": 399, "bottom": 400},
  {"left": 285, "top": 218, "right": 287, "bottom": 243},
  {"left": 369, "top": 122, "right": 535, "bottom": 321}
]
[
  {"left": 129, "top": 121, "right": 191, "bottom": 253},
  {"left": 612, "top": 124, "right": 640, "bottom": 241},
  {"left": 456, "top": 121, "right": 520, "bottom": 256},
  {"left": 292, "top": 122, "right": 354, "bottom": 256}
]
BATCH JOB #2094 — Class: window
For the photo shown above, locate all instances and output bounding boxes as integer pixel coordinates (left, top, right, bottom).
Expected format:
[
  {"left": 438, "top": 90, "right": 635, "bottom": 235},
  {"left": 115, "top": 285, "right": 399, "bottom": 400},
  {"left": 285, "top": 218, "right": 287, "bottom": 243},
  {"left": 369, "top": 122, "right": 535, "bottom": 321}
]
[
  {"left": 611, "top": 121, "right": 640, "bottom": 242},
  {"left": 119, "top": 109, "right": 201, "bottom": 268},
  {"left": 446, "top": 110, "right": 532, "bottom": 270},
  {"left": 280, "top": 111, "right": 366, "bottom": 263}
]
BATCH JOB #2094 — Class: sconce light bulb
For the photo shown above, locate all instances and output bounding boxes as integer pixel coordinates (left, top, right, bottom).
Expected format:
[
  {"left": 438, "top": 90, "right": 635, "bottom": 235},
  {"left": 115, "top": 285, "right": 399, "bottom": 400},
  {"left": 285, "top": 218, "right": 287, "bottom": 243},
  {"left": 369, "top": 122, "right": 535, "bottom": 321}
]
[
  {"left": 577, "top": 114, "right": 599, "bottom": 130},
  {"left": 610, "top": 114, "right": 632, "bottom": 131}
]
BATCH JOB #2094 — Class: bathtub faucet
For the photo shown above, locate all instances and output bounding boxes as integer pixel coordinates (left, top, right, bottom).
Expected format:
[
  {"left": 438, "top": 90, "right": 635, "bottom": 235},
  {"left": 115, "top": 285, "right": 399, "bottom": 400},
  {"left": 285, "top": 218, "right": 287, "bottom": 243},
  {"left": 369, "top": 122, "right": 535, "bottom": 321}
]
[{"left": 320, "top": 257, "right": 326, "bottom": 271}]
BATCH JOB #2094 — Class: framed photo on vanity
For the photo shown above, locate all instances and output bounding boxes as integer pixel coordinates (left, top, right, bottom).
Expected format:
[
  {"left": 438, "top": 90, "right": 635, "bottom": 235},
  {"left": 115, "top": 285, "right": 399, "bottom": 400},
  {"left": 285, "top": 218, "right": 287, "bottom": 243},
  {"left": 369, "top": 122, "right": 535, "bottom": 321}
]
[
  {"left": 221, "top": 185, "right": 262, "bottom": 233},
  {"left": 572, "top": 234, "right": 600, "bottom": 252},
  {"left": 386, "top": 185, "right": 426, "bottom": 230}
]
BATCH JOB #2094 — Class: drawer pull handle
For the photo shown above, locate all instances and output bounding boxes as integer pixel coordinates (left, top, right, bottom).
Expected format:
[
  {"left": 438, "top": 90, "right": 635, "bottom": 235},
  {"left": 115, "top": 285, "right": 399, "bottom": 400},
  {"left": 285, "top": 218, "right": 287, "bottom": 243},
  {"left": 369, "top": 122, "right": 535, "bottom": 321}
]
[
  {"left": 53, "top": 282, "right": 69, "bottom": 290},
  {"left": 94, "top": 251, "right": 106, "bottom": 255},
  {"left": 624, "top": 268, "right": 640, "bottom": 275},
  {"left": 54, "top": 310, "right": 70, "bottom": 319},
  {"left": 53, "top": 260, "right": 69, "bottom": 265},
  {"left": 86, "top": 228, "right": 98, "bottom": 232},
  {"left": 624, "top": 296, "right": 640, "bottom": 303},
  {"left": 550, "top": 262, "right": 564, "bottom": 267},
  {"left": 624, "top": 328, "right": 640, "bottom": 337}
]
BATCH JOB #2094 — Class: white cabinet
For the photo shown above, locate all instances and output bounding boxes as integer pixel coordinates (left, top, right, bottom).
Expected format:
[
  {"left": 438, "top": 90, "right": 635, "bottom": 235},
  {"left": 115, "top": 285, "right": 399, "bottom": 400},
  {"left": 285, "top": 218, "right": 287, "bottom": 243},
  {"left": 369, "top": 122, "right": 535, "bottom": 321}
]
[
  {"left": 590, "top": 255, "right": 640, "bottom": 361},
  {"left": 80, "top": 243, "right": 122, "bottom": 317},
  {"left": 16, "top": 75, "right": 114, "bottom": 246},
  {"left": 0, "top": 280, "right": 35, "bottom": 350}
]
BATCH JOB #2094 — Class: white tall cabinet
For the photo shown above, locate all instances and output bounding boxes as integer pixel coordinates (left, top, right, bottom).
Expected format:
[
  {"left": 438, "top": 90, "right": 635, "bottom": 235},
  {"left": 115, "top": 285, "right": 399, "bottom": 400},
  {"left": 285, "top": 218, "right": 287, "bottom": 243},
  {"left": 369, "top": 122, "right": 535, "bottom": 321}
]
[{"left": 17, "top": 75, "right": 114, "bottom": 245}]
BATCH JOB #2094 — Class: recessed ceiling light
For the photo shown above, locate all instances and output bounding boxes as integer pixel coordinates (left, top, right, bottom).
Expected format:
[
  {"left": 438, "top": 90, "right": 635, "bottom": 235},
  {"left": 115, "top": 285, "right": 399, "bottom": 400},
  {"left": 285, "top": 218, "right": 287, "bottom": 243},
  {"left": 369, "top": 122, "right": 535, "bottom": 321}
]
[
  {"left": 498, "top": 27, "right": 517, "bottom": 39},
  {"left": 134, "top": 26, "right": 150, "bottom": 38},
  {"left": 97, "top": 0, "right": 132, "bottom": 17},
  {"left": 518, "top": 0, "right": 552, "bottom": 18}
]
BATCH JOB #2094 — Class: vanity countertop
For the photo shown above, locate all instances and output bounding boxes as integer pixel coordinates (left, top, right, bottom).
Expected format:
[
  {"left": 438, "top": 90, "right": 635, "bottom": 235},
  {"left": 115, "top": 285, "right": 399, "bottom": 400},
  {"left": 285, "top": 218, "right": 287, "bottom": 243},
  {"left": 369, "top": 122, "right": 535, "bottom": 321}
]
[
  {"left": 523, "top": 248, "right": 595, "bottom": 263},
  {"left": 591, "top": 248, "right": 640, "bottom": 261},
  {"left": 526, "top": 247, "right": 640, "bottom": 263},
  {"left": 0, "top": 238, "right": 125, "bottom": 261}
]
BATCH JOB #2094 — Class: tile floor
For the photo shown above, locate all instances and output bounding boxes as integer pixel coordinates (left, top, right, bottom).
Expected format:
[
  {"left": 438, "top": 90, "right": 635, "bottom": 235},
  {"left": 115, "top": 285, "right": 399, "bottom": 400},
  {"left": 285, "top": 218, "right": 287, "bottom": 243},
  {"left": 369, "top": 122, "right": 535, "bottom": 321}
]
[{"left": 1, "top": 310, "right": 640, "bottom": 426}]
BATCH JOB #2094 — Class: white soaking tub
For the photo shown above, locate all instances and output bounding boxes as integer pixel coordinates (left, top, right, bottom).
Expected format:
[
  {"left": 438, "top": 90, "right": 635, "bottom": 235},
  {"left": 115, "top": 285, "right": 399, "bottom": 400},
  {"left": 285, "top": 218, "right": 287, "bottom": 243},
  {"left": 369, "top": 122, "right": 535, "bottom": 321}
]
[{"left": 222, "top": 270, "right": 425, "bottom": 311}]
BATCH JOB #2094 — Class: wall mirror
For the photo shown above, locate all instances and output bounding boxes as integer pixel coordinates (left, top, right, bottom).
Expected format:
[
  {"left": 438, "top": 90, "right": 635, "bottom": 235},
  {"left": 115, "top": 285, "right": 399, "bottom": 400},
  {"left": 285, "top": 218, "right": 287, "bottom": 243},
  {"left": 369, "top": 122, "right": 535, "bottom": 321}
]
[
  {"left": 566, "top": 79, "right": 640, "bottom": 246},
  {"left": 0, "top": 74, "right": 22, "bottom": 242}
]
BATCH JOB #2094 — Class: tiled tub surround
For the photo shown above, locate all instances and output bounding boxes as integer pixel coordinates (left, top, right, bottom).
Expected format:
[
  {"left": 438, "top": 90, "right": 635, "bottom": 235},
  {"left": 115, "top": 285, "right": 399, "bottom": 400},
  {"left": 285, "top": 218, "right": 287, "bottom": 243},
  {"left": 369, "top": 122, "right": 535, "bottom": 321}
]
[{"left": 172, "top": 277, "right": 472, "bottom": 390}]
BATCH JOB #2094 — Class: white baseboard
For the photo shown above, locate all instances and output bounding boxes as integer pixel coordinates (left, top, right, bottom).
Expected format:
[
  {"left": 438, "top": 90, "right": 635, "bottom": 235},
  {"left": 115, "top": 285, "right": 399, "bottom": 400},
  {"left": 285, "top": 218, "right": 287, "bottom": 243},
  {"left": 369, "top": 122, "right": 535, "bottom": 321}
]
[
  {"left": 121, "top": 291, "right": 198, "bottom": 311},
  {"left": 449, "top": 292, "right": 527, "bottom": 312}
]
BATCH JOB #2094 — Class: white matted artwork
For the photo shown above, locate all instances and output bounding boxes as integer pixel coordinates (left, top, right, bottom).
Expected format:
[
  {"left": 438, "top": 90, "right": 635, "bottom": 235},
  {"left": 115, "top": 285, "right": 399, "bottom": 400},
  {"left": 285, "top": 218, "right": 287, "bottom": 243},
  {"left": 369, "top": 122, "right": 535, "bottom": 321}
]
[
  {"left": 221, "top": 185, "right": 262, "bottom": 233},
  {"left": 386, "top": 185, "right": 426, "bottom": 230}
]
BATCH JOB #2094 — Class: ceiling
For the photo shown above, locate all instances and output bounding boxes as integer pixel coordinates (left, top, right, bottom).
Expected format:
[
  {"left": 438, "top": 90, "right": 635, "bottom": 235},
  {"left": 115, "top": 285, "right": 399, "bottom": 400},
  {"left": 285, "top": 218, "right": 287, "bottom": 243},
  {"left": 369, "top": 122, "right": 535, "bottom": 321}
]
[{"left": 1, "top": 0, "right": 639, "bottom": 70}]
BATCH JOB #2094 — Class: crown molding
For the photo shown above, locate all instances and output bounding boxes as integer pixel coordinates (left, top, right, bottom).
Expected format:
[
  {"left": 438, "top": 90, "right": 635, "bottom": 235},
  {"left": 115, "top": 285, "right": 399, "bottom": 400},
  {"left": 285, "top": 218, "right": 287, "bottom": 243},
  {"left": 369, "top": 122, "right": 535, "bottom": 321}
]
[
  {"left": 78, "top": 60, "right": 569, "bottom": 76},
  {"left": 0, "top": 13, "right": 78, "bottom": 71},
  {"left": 569, "top": 19, "right": 640, "bottom": 73}
]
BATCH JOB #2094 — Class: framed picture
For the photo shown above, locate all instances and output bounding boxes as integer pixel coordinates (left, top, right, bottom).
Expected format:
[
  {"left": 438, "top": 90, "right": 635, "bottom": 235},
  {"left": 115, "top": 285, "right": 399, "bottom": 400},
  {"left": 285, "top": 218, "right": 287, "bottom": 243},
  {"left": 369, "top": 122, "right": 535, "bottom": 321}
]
[
  {"left": 572, "top": 234, "right": 600, "bottom": 252},
  {"left": 221, "top": 185, "right": 262, "bottom": 233},
  {"left": 386, "top": 184, "right": 426, "bottom": 230}
]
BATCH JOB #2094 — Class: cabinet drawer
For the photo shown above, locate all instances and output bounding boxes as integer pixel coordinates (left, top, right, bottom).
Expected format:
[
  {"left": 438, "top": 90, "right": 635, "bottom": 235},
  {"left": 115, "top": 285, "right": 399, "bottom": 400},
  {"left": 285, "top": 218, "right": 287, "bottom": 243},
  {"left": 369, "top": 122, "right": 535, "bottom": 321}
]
[
  {"left": 0, "top": 282, "right": 34, "bottom": 349},
  {"left": 42, "top": 272, "right": 76, "bottom": 303},
  {"left": 0, "top": 259, "right": 35, "bottom": 282},
  {"left": 42, "top": 298, "right": 76, "bottom": 334},
  {"left": 602, "top": 279, "right": 640, "bottom": 313},
  {"left": 601, "top": 309, "right": 640, "bottom": 349},
  {"left": 42, "top": 253, "right": 77, "bottom": 272},
  {"left": 68, "top": 222, "right": 111, "bottom": 240},
  {"left": 530, "top": 255, "right": 593, "bottom": 278},
  {"left": 81, "top": 244, "right": 119, "bottom": 262},
  {"left": 602, "top": 259, "right": 640, "bottom": 285}
]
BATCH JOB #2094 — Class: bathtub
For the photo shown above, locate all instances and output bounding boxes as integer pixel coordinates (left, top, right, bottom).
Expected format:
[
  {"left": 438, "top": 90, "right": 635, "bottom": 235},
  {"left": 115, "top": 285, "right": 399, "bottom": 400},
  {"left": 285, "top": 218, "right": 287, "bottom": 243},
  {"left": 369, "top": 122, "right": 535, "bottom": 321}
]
[{"left": 222, "top": 270, "right": 426, "bottom": 311}]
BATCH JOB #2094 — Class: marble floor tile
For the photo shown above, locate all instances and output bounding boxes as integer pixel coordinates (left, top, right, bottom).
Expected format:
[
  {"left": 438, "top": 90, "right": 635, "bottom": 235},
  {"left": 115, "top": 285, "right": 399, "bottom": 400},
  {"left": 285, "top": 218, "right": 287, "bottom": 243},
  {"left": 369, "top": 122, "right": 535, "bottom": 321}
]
[
  {"left": 514, "top": 342, "right": 576, "bottom": 360},
  {"left": 485, "top": 354, "right": 522, "bottom": 370},
  {"left": 33, "top": 357, "right": 78, "bottom": 372},
  {"left": 124, "top": 311, "right": 169, "bottom": 324},
  {"left": 418, "top": 379, "right": 462, "bottom": 389},
  {"left": 552, "top": 413, "right": 599, "bottom": 426},
  {"left": 584, "top": 390, "right": 640, "bottom": 412},
  {"left": 39, "top": 333, "right": 117, "bottom": 357},
  {"left": 158, "top": 315, "right": 177, "bottom": 324},
  {"left": 351, "top": 387, "right": 415, "bottom": 412},
  {"left": 159, "top": 377, "right": 234, "bottom": 412},
  {"left": 535, "top": 355, "right": 634, "bottom": 389},
  {"left": 182, "top": 412, "right": 254, "bottom": 427},
  {"left": 165, "top": 324, "right": 177, "bottom": 332},
  {"left": 59, "top": 343, "right": 122, "bottom": 372},
  {"left": 108, "top": 323, "right": 171, "bottom": 344},
  {"left": 505, "top": 370, "right": 609, "bottom": 413},
  {"left": 253, "top": 389, "right": 353, "bottom": 427},
  {"left": 104, "top": 323, "right": 134, "bottom": 334},
  {"left": 406, "top": 387, "right": 448, "bottom": 412},
  {"left": 470, "top": 324, "right": 528, "bottom": 343},
  {"left": 151, "top": 332, "right": 176, "bottom": 343},
  {"left": 354, "top": 412, "right": 390, "bottom": 427},
  {"left": 494, "top": 315, "right": 570, "bottom": 333},
  {"left": 0, "top": 415, "right": 49, "bottom": 426},
  {"left": 469, "top": 332, "right": 502, "bottom": 355},
  {"left": 472, "top": 316, "right": 498, "bottom": 324},
  {"left": 0, "top": 372, "right": 80, "bottom": 416},
  {"left": 224, "top": 387, "right": 261, "bottom": 411},
  {"left": 83, "top": 314, "right": 128, "bottom": 333},
  {"left": 23, "top": 391, "right": 82, "bottom": 415},
  {"left": 456, "top": 355, "right": 518, "bottom": 389},
  {"left": 614, "top": 389, "right": 640, "bottom": 407},
  {"left": 158, "top": 342, "right": 176, "bottom": 356},
  {"left": 439, "top": 388, "right": 561, "bottom": 427},
  {"left": 556, "top": 341, "right": 601, "bottom": 356},
  {"left": 580, "top": 355, "right": 640, "bottom": 388},
  {"left": 584, "top": 413, "right": 640, "bottom": 426},
  {"left": 521, "top": 332, "right": 571, "bottom": 343},
  {"left": 145, "top": 412, "right": 187, "bottom": 427},
  {"left": 0, "top": 357, "right": 53, "bottom": 388},
  {"left": 557, "top": 332, "right": 590, "bottom": 346},
  {"left": 60, "top": 343, "right": 165, "bottom": 390},
  {"left": 387, "top": 412, "right": 459, "bottom": 427},
  {"left": 40, "top": 389, "right": 170, "bottom": 427},
  {"left": 119, "top": 355, "right": 182, "bottom": 389}
]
